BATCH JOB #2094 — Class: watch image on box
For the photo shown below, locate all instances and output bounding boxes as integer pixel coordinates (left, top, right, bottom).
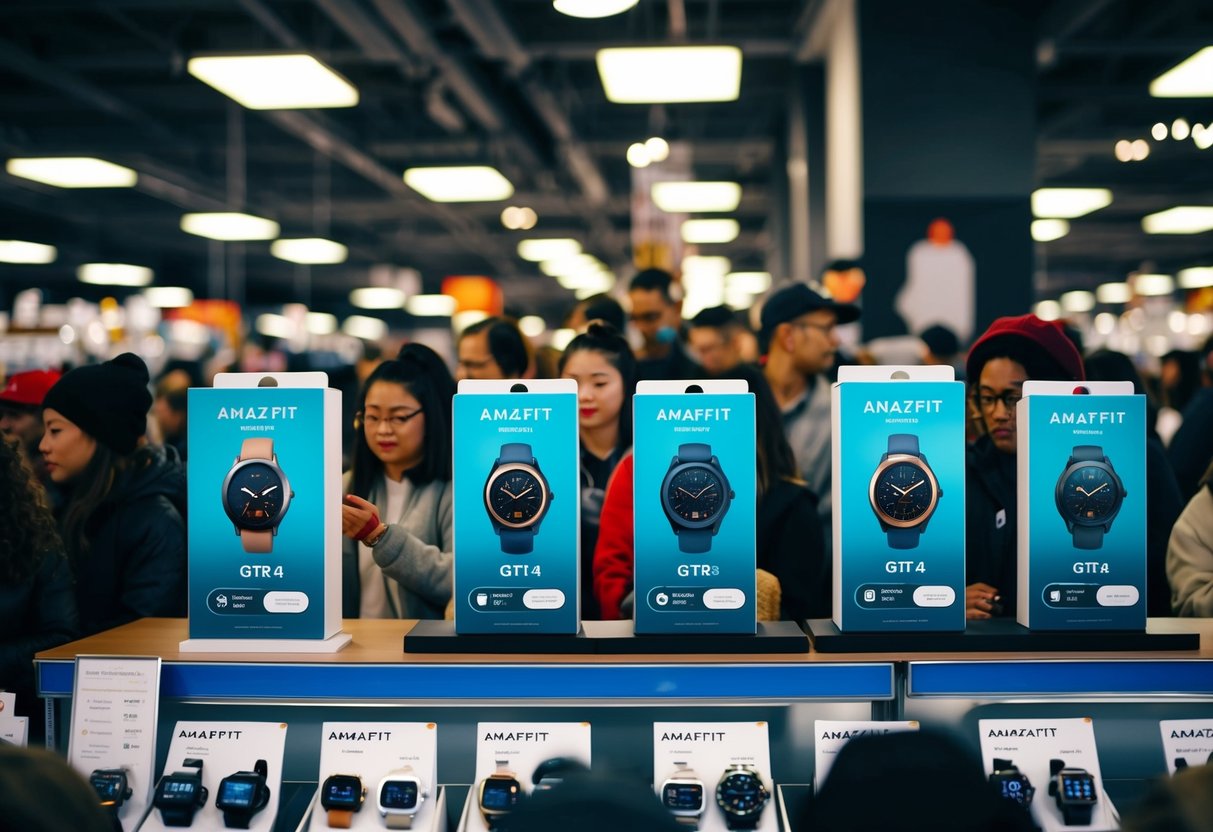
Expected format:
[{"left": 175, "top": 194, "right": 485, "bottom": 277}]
[
  {"left": 214, "top": 758, "right": 271, "bottom": 829},
  {"left": 377, "top": 765, "right": 427, "bottom": 829},
  {"left": 661, "top": 443, "right": 735, "bottom": 554},
  {"left": 868, "top": 434, "right": 942, "bottom": 550},
  {"left": 1048, "top": 758, "right": 1098, "bottom": 826},
  {"left": 1054, "top": 445, "right": 1127, "bottom": 550},
  {"left": 90, "top": 767, "right": 133, "bottom": 819},
  {"left": 153, "top": 758, "right": 208, "bottom": 827},
  {"left": 659, "top": 762, "right": 706, "bottom": 829},
  {"left": 222, "top": 438, "right": 294, "bottom": 553},
  {"left": 484, "top": 443, "right": 554, "bottom": 555},
  {"left": 478, "top": 760, "right": 522, "bottom": 830},
  {"left": 988, "top": 758, "right": 1035, "bottom": 806},
  {"left": 320, "top": 773, "right": 366, "bottom": 828},
  {"left": 714, "top": 764, "right": 769, "bottom": 831}
]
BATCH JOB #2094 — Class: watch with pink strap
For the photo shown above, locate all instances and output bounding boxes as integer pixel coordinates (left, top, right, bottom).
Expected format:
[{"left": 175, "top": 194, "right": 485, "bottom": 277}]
[{"left": 222, "top": 438, "right": 293, "bottom": 553}]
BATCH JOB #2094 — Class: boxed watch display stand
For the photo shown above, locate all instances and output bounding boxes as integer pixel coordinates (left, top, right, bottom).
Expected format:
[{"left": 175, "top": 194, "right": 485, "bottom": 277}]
[
  {"left": 452, "top": 380, "right": 582, "bottom": 635},
  {"left": 140, "top": 720, "right": 287, "bottom": 832},
  {"left": 633, "top": 380, "right": 757, "bottom": 635},
  {"left": 1017, "top": 381, "right": 1146, "bottom": 631},
  {"left": 812, "top": 720, "right": 919, "bottom": 791},
  {"left": 184, "top": 372, "right": 348, "bottom": 652},
  {"left": 1158, "top": 720, "right": 1213, "bottom": 776},
  {"left": 831, "top": 365, "right": 966, "bottom": 633}
]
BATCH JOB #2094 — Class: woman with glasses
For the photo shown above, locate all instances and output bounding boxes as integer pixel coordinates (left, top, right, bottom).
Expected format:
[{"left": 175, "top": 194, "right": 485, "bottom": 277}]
[
  {"left": 964, "top": 315, "right": 1085, "bottom": 620},
  {"left": 341, "top": 344, "right": 456, "bottom": 618}
]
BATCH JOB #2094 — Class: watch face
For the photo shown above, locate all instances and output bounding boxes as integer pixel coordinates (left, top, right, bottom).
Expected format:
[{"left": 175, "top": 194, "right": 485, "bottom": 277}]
[
  {"left": 1058, "top": 464, "right": 1121, "bottom": 525},
  {"left": 156, "top": 777, "right": 198, "bottom": 804},
  {"left": 662, "top": 782, "right": 705, "bottom": 812},
  {"left": 991, "top": 773, "right": 1034, "bottom": 805},
  {"left": 224, "top": 461, "right": 289, "bottom": 530},
  {"left": 1060, "top": 772, "right": 1097, "bottom": 804},
  {"left": 486, "top": 465, "right": 547, "bottom": 528},
  {"left": 91, "top": 772, "right": 127, "bottom": 803},
  {"left": 217, "top": 777, "right": 257, "bottom": 809},
  {"left": 871, "top": 461, "right": 937, "bottom": 526},
  {"left": 715, "top": 771, "right": 769, "bottom": 817},
  {"left": 665, "top": 464, "right": 728, "bottom": 527},
  {"left": 480, "top": 776, "right": 521, "bottom": 812},
  {"left": 379, "top": 779, "right": 420, "bottom": 811},
  {"left": 322, "top": 775, "right": 363, "bottom": 810}
]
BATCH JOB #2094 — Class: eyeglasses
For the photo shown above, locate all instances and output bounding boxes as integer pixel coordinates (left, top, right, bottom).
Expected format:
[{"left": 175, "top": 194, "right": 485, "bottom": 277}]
[
  {"left": 357, "top": 409, "right": 423, "bottom": 430},
  {"left": 975, "top": 391, "right": 1022, "bottom": 412}
]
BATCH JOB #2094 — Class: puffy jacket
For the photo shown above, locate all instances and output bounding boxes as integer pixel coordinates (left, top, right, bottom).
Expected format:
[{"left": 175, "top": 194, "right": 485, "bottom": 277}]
[
  {"left": 965, "top": 437, "right": 1018, "bottom": 618},
  {"left": 0, "top": 551, "right": 77, "bottom": 714},
  {"left": 1166, "top": 485, "right": 1213, "bottom": 617}
]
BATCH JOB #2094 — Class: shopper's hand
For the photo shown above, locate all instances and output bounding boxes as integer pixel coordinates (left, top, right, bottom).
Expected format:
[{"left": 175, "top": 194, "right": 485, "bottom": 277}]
[
  {"left": 965, "top": 582, "right": 1001, "bottom": 620},
  {"left": 342, "top": 494, "right": 379, "bottom": 539}
]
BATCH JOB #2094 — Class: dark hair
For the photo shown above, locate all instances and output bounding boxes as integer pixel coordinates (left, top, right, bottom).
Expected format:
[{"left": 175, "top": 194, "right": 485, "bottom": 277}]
[
  {"left": 60, "top": 443, "right": 156, "bottom": 566},
  {"left": 628, "top": 268, "right": 675, "bottom": 301},
  {"left": 690, "top": 305, "right": 740, "bottom": 332},
  {"left": 0, "top": 439, "right": 61, "bottom": 583},
  {"left": 712, "top": 364, "right": 799, "bottom": 497},
  {"left": 1083, "top": 348, "right": 1159, "bottom": 436},
  {"left": 577, "top": 294, "right": 626, "bottom": 333},
  {"left": 558, "top": 322, "right": 636, "bottom": 452},
  {"left": 823, "top": 258, "right": 862, "bottom": 274},
  {"left": 461, "top": 316, "right": 531, "bottom": 378},
  {"left": 1161, "top": 349, "right": 1201, "bottom": 413},
  {"left": 348, "top": 345, "right": 455, "bottom": 496},
  {"left": 0, "top": 745, "right": 114, "bottom": 832}
]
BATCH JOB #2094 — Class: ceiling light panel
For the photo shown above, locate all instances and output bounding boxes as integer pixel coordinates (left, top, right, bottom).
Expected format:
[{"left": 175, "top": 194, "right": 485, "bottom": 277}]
[
  {"left": 406, "top": 295, "right": 458, "bottom": 317},
  {"left": 350, "top": 287, "right": 405, "bottom": 309},
  {"left": 1141, "top": 206, "right": 1213, "bottom": 235},
  {"left": 270, "top": 238, "right": 348, "bottom": 264},
  {"left": 1030, "top": 219, "right": 1070, "bottom": 242},
  {"left": 1150, "top": 47, "right": 1213, "bottom": 98},
  {"left": 6, "top": 157, "right": 137, "bottom": 188},
  {"left": 343, "top": 315, "right": 387, "bottom": 340},
  {"left": 554, "top": 0, "right": 638, "bottom": 19},
  {"left": 1134, "top": 274, "right": 1175, "bottom": 296},
  {"left": 0, "top": 240, "right": 57, "bottom": 264},
  {"left": 726, "top": 272, "right": 772, "bottom": 294},
  {"left": 596, "top": 46, "right": 742, "bottom": 103},
  {"left": 1031, "top": 188, "right": 1112, "bottom": 219},
  {"left": 187, "top": 54, "right": 359, "bottom": 109},
  {"left": 1095, "top": 282, "right": 1131, "bottom": 304},
  {"left": 77, "top": 263, "right": 153, "bottom": 287},
  {"left": 518, "top": 238, "right": 582, "bottom": 262},
  {"left": 403, "top": 166, "right": 514, "bottom": 202},
  {"left": 1178, "top": 267, "right": 1213, "bottom": 289},
  {"left": 143, "top": 287, "right": 194, "bottom": 308},
  {"left": 681, "top": 219, "right": 740, "bottom": 244},
  {"left": 652, "top": 181, "right": 742, "bottom": 213},
  {"left": 181, "top": 212, "right": 280, "bottom": 241}
]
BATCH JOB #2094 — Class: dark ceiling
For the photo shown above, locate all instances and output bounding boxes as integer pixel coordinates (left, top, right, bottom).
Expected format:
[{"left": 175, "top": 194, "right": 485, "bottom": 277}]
[{"left": 0, "top": 0, "right": 1210, "bottom": 324}]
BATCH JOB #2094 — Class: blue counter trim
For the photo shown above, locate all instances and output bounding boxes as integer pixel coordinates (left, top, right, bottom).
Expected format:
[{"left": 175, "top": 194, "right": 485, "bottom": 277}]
[{"left": 907, "top": 660, "right": 1213, "bottom": 698}]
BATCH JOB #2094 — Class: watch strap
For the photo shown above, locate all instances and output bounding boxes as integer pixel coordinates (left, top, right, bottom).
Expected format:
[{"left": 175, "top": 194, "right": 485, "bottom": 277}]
[
  {"left": 385, "top": 814, "right": 414, "bottom": 829},
  {"left": 1049, "top": 759, "right": 1066, "bottom": 778},
  {"left": 992, "top": 758, "right": 1015, "bottom": 772},
  {"left": 237, "top": 441, "right": 276, "bottom": 553},
  {"left": 240, "top": 437, "right": 274, "bottom": 461},
  {"left": 678, "top": 443, "right": 711, "bottom": 462},
  {"left": 326, "top": 808, "right": 355, "bottom": 828},
  {"left": 499, "top": 443, "right": 533, "bottom": 464},
  {"left": 499, "top": 527, "right": 535, "bottom": 555},
  {"left": 887, "top": 434, "right": 920, "bottom": 456},
  {"left": 1061, "top": 802, "right": 1094, "bottom": 826},
  {"left": 1073, "top": 525, "right": 1104, "bottom": 550},
  {"left": 677, "top": 528, "right": 712, "bottom": 554},
  {"left": 222, "top": 809, "right": 252, "bottom": 829},
  {"left": 1072, "top": 445, "right": 1104, "bottom": 463},
  {"left": 159, "top": 805, "right": 197, "bottom": 827},
  {"left": 887, "top": 526, "right": 920, "bottom": 550}
]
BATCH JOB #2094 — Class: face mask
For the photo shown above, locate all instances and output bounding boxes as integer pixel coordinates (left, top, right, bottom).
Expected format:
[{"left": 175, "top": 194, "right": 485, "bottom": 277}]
[{"left": 655, "top": 326, "right": 678, "bottom": 345}]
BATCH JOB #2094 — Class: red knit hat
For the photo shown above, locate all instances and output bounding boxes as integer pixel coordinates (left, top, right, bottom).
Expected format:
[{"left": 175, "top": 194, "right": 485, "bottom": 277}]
[
  {"left": 0, "top": 369, "right": 62, "bottom": 408},
  {"left": 966, "top": 314, "right": 1085, "bottom": 384}
]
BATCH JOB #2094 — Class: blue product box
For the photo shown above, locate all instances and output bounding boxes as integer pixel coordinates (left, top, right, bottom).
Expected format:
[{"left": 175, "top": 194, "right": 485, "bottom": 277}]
[
  {"left": 1017, "top": 381, "right": 1146, "bottom": 630},
  {"left": 452, "top": 380, "right": 580, "bottom": 634},
  {"left": 633, "top": 380, "right": 756, "bottom": 634},
  {"left": 832, "top": 366, "right": 966, "bottom": 632},
  {"left": 187, "top": 373, "right": 342, "bottom": 641}
]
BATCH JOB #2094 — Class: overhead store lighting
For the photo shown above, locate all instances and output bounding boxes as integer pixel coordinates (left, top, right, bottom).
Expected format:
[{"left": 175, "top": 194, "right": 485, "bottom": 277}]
[
  {"left": 596, "top": 46, "right": 742, "bottom": 103},
  {"left": 558, "top": 271, "right": 615, "bottom": 293},
  {"left": 1196, "top": 127, "right": 1213, "bottom": 150},
  {"left": 343, "top": 315, "right": 387, "bottom": 341},
  {"left": 1094, "top": 312, "right": 1117, "bottom": 334},
  {"left": 682, "top": 255, "right": 731, "bottom": 277},
  {"left": 652, "top": 181, "right": 742, "bottom": 213},
  {"left": 1151, "top": 122, "right": 1169, "bottom": 141},
  {"left": 187, "top": 54, "right": 358, "bottom": 109},
  {"left": 6, "top": 156, "right": 136, "bottom": 188},
  {"left": 726, "top": 272, "right": 772, "bottom": 294},
  {"left": 1150, "top": 47, "right": 1213, "bottom": 97},
  {"left": 1172, "top": 118, "right": 1192, "bottom": 141},
  {"left": 1031, "top": 188, "right": 1112, "bottom": 219},
  {"left": 1178, "top": 266, "right": 1213, "bottom": 288},
  {"left": 403, "top": 166, "right": 513, "bottom": 202},
  {"left": 1095, "top": 282, "right": 1132, "bottom": 304},
  {"left": 77, "top": 263, "right": 153, "bottom": 287},
  {"left": 1141, "top": 206, "right": 1213, "bottom": 234},
  {"left": 1034, "top": 300, "right": 1061, "bottom": 321},
  {"left": 270, "top": 238, "right": 348, "bottom": 264},
  {"left": 551, "top": 328, "right": 576, "bottom": 351},
  {"left": 1130, "top": 139, "right": 1150, "bottom": 160},
  {"left": 681, "top": 219, "right": 740, "bottom": 244},
  {"left": 626, "top": 143, "right": 652, "bottom": 168},
  {"left": 350, "top": 287, "right": 405, "bottom": 309},
  {"left": 143, "top": 286, "right": 194, "bottom": 308},
  {"left": 406, "top": 295, "right": 458, "bottom": 317},
  {"left": 500, "top": 206, "right": 537, "bottom": 230},
  {"left": 1060, "top": 290, "right": 1095, "bottom": 313},
  {"left": 0, "top": 240, "right": 57, "bottom": 264},
  {"left": 553, "top": 0, "right": 638, "bottom": 18},
  {"left": 517, "top": 238, "right": 581, "bottom": 262},
  {"left": 255, "top": 313, "right": 295, "bottom": 339},
  {"left": 541, "top": 254, "right": 608, "bottom": 278},
  {"left": 453, "top": 310, "right": 490, "bottom": 333},
  {"left": 306, "top": 312, "right": 338, "bottom": 335},
  {"left": 645, "top": 137, "right": 670, "bottom": 162},
  {"left": 1031, "top": 219, "right": 1070, "bottom": 242},
  {"left": 181, "top": 212, "right": 279, "bottom": 241},
  {"left": 1134, "top": 273, "right": 1175, "bottom": 296},
  {"left": 518, "top": 316, "right": 546, "bottom": 337}
]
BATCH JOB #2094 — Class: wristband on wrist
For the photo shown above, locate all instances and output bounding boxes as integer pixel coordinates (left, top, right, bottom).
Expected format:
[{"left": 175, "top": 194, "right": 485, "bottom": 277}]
[
  {"left": 354, "top": 513, "right": 382, "bottom": 541},
  {"left": 367, "top": 524, "right": 389, "bottom": 547}
]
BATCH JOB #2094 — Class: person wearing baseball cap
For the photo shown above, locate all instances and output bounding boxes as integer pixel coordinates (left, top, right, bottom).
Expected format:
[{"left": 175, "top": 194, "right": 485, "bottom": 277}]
[
  {"left": 0, "top": 368, "right": 61, "bottom": 483},
  {"left": 964, "top": 314, "right": 1085, "bottom": 622},
  {"left": 39, "top": 353, "right": 186, "bottom": 636},
  {"left": 760, "top": 281, "right": 861, "bottom": 547}
]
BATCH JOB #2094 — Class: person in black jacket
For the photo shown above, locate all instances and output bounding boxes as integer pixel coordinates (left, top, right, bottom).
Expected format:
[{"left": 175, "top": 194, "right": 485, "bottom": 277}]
[
  {"left": 964, "top": 315, "right": 1085, "bottom": 620},
  {"left": 39, "top": 353, "right": 187, "bottom": 637},
  {"left": 0, "top": 437, "right": 76, "bottom": 738}
]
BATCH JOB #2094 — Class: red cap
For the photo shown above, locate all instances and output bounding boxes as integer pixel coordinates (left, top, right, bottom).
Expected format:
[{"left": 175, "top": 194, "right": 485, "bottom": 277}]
[
  {"left": 966, "top": 314, "right": 1085, "bottom": 384},
  {"left": 0, "top": 369, "right": 63, "bottom": 407}
]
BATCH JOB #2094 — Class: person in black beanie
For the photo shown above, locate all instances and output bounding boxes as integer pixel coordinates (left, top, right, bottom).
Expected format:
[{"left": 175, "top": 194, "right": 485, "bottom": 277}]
[{"left": 40, "top": 353, "right": 187, "bottom": 636}]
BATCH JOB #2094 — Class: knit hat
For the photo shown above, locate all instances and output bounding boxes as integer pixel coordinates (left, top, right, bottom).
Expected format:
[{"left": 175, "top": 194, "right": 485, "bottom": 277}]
[
  {"left": 42, "top": 353, "right": 152, "bottom": 453},
  {"left": 0, "top": 369, "right": 61, "bottom": 408},
  {"left": 966, "top": 314, "right": 1085, "bottom": 384}
]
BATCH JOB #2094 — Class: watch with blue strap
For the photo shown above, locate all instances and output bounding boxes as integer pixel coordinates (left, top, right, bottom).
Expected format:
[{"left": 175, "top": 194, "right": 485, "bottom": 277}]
[
  {"left": 1055, "top": 445, "right": 1127, "bottom": 550},
  {"left": 661, "top": 443, "right": 734, "bottom": 554},
  {"left": 869, "top": 434, "right": 942, "bottom": 549},
  {"left": 485, "top": 442, "right": 554, "bottom": 554}
]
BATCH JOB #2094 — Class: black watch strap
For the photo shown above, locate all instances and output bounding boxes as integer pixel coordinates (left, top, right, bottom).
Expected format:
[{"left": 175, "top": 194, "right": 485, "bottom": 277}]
[
  {"left": 160, "top": 806, "right": 197, "bottom": 827},
  {"left": 725, "top": 817, "right": 761, "bottom": 831},
  {"left": 992, "top": 758, "right": 1014, "bottom": 771},
  {"left": 1061, "top": 802, "right": 1095, "bottom": 826},
  {"left": 222, "top": 809, "right": 252, "bottom": 829}
]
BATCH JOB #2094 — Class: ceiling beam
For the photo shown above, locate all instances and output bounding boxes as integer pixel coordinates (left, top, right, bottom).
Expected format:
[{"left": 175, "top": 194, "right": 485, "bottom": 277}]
[{"left": 526, "top": 39, "right": 793, "bottom": 61}]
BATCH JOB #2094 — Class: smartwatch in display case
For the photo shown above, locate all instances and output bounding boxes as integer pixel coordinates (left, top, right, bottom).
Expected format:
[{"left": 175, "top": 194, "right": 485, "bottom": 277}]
[
  {"left": 484, "top": 443, "right": 554, "bottom": 554},
  {"left": 1048, "top": 758, "right": 1098, "bottom": 826},
  {"left": 90, "top": 767, "right": 132, "bottom": 820},
  {"left": 1054, "top": 445, "right": 1127, "bottom": 550},
  {"left": 661, "top": 443, "right": 735, "bottom": 554},
  {"left": 153, "top": 758, "right": 208, "bottom": 827},
  {"left": 377, "top": 765, "right": 427, "bottom": 829},
  {"left": 988, "top": 758, "right": 1035, "bottom": 806},
  {"left": 478, "top": 760, "right": 522, "bottom": 829},
  {"left": 320, "top": 773, "right": 366, "bottom": 828},
  {"left": 215, "top": 759, "right": 271, "bottom": 829},
  {"left": 222, "top": 438, "right": 294, "bottom": 553},
  {"left": 659, "top": 762, "right": 706, "bottom": 829},
  {"left": 715, "top": 764, "right": 769, "bottom": 831},
  {"left": 869, "top": 434, "right": 942, "bottom": 549}
]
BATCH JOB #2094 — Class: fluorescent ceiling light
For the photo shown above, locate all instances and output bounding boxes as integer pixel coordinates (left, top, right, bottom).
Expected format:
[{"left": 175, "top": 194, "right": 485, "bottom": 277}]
[
  {"left": 597, "top": 46, "right": 742, "bottom": 103},
  {"left": 652, "top": 181, "right": 742, "bottom": 213},
  {"left": 560, "top": 272, "right": 615, "bottom": 294},
  {"left": 181, "top": 212, "right": 279, "bottom": 241},
  {"left": 724, "top": 284, "right": 756, "bottom": 311},
  {"left": 403, "top": 166, "right": 513, "bottom": 202},
  {"left": 0, "top": 240, "right": 57, "bottom": 264},
  {"left": 1141, "top": 206, "right": 1213, "bottom": 234},
  {"left": 6, "top": 156, "right": 136, "bottom": 188},
  {"left": 256, "top": 313, "right": 295, "bottom": 339},
  {"left": 726, "top": 272, "right": 771, "bottom": 294},
  {"left": 681, "top": 218, "right": 740, "bottom": 244},
  {"left": 1134, "top": 273, "right": 1174, "bottom": 296},
  {"left": 626, "top": 143, "right": 652, "bottom": 168},
  {"left": 1095, "top": 282, "right": 1132, "bottom": 304},
  {"left": 1031, "top": 219, "right": 1070, "bottom": 242},
  {"left": 350, "top": 287, "right": 405, "bottom": 309},
  {"left": 518, "top": 315, "right": 546, "bottom": 337},
  {"left": 1059, "top": 290, "right": 1095, "bottom": 313},
  {"left": 306, "top": 312, "right": 338, "bottom": 335},
  {"left": 645, "top": 136, "right": 670, "bottom": 162},
  {"left": 682, "top": 255, "right": 731, "bottom": 278},
  {"left": 1031, "top": 188, "right": 1112, "bottom": 219},
  {"left": 1178, "top": 266, "right": 1213, "bottom": 288},
  {"left": 1094, "top": 312, "right": 1117, "bottom": 335},
  {"left": 518, "top": 238, "right": 581, "bottom": 262},
  {"left": 343, "top": 315, "right": 387, "bottom": 341},
  {"left": 77, "top": 263, "right": 153, "bottom": 287},
  {"left": 453, "top": 310, "right": 490, "bottom": 333},
  {"left": 406, "top": 294, "right": 458, "bottom": 317},
  {"left": 553, "top": 0, "right": 638, "bottom": 19},
  {"left": 541, "top": 254, "right": 608, "bottom": 278},
  {"left": 1034, "top": 300, "right": 1061, "bottom": 321},
  {"left": 270, "top": 238, "right": 348, "bottom": 265},
  {"left": 551, "top": 328, "right": 576, "bottom": 351},
  {"left": 1150, "top": 47, "right": 1213, "bottom": 97},
  {"left": 143, "top": 286, "right": 194, "bottom": 308},
  {"left": 187, "top": 54, "right": 358, "bottom": 109}
]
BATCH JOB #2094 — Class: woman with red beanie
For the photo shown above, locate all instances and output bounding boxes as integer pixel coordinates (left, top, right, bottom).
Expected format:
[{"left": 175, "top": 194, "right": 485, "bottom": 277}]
[{"left": 964, "top": 314, "right": 1085, "bottom": 620}]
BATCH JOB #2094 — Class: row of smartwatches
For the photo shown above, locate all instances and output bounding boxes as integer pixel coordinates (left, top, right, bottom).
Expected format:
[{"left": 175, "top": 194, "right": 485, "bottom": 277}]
[{"left": 91, "top": 758, "right": 270, "bottom": 828}]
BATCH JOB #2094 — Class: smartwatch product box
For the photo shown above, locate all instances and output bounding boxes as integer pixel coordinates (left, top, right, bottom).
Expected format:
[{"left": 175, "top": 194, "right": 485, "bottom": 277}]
[
  {"left": 653, "top": 721, "right": 775, "bottom": 832},
  {"left": 812, "top": 720, "right": 918, "bottom": 791},
  {"left": 187, "top": 372, "right": 344, "bottom": 645},
  {"left": 1016, "top": 381, "right": 1146, "bottom": 631},
  {"left": 1159, "top": 720, "right": 1213, "bottom": 776},
  {"left": 831, "top": 366, "right": 966, "bottom": 632},
  {"left": 453, "top": 380, "right": 580, "bottom": 635},
  {"left": 633, "top": 380, "right": 757, "bottom": 635}
]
